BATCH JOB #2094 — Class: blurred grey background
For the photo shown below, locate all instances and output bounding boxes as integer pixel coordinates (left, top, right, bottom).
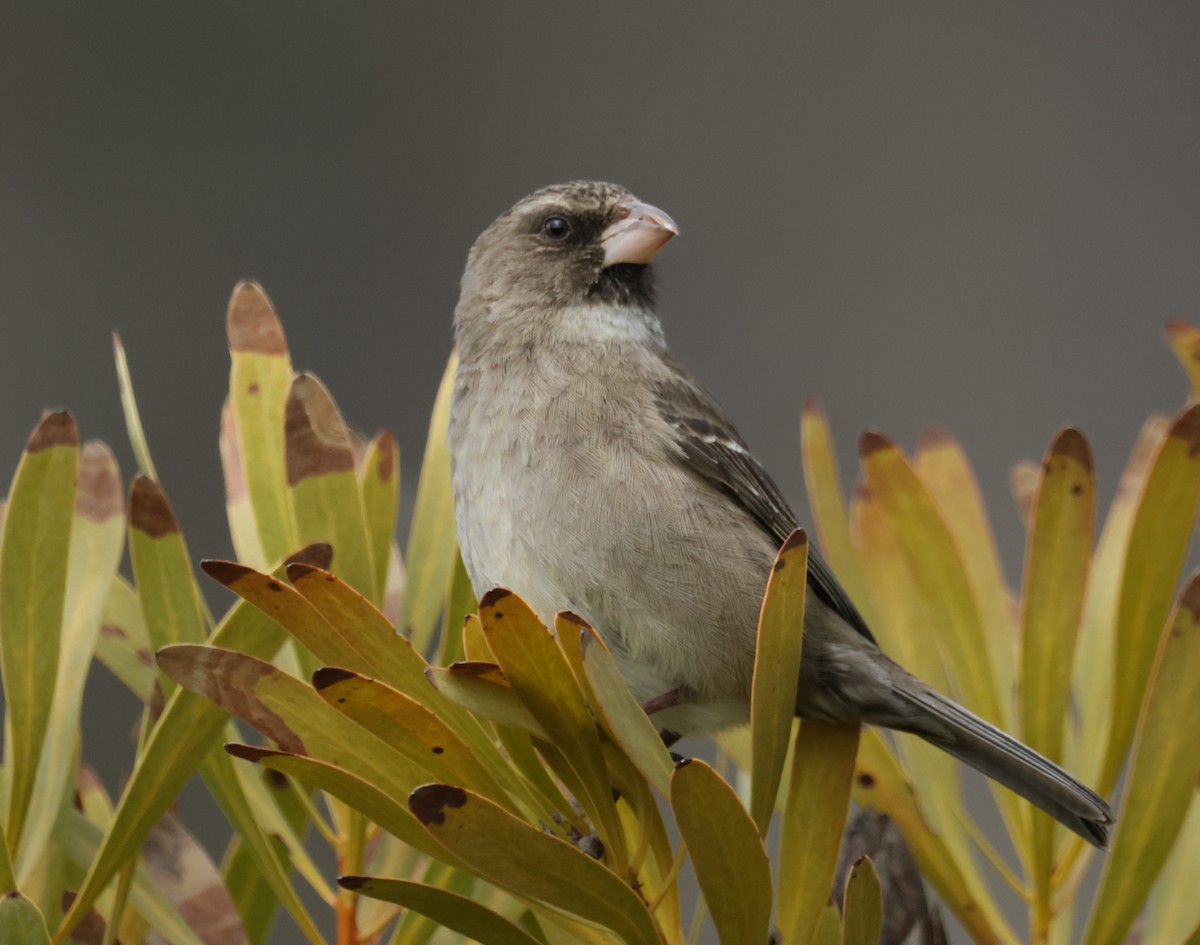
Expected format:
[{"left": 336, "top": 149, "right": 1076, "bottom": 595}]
[{"left": 2, "top": 2, "right": 1199, "bottom": 941}]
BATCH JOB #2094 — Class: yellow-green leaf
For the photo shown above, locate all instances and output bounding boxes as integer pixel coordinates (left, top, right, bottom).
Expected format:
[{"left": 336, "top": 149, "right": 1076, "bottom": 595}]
[
  {"left": 425, "top": 662, "right": 544, "bottom": 737},
  {"left": 359, "top": 429, "right": 399, "bottom": 607},
  {"left": 478, "top": 589, "right": 628, "bottom": 868},
  {"left": 226, "top": 280, "right": 298, "bottom": 563},
  {"left": 812, "top": 905, "right": 842, "bottom": 945},
  {"left": 750, "top": 529, "right": 807, "bottom": 834},
  {"left": 1083, "top": 572, "right": 1200, "bottom": 945},
  {"left": 841, "top": 856, "right": 882, "bottom": 945},
  {"left": 285, "top": 373, "right": 376, "bottom": 600},
  {"left": 407, "top": 784, "right": 660, "bottom": 945},
  {"left": 340, "top": 877, "right": 543, "bottom": 945},
  {"left": 220, "top": 397, "right": 267, "bottom": 568},
  {"left": 580, "top": 623, "right": 675, "bottom": 799},
  {"left": 1020, "top": 429, "right": 1094, "bottom": 923},
  {"left": 18, "top": 442, "right": 125, "bottom": 884},
  {"left": 801, "top": 402, "right": 875, "bottom": 622},
  {"left": 777, "top": 721, "right": 860, "bottom": 945},
  {"left": 0, "top": 892, "right": 52, "bottom": 945},
  {"left": 0, "top": 411, "right": 78, "bottom": 853},
  {"left": 58, "top": 544, "right": 332, "bottom": 939},
  {"left": 1143, "top": 789, "right": 1200, "bottom": 945},
  {"left": 1100, "top": 403, "right": 1200, "bottom": 792},
  {"left": 112, "top": 332, "right": 158, "bottom": 480},
  {"left": 403, "top": 349, "right": 459, "bottom": 651},
  {"left": 671, "top": 759, "right": 772, "bottom": 945}
]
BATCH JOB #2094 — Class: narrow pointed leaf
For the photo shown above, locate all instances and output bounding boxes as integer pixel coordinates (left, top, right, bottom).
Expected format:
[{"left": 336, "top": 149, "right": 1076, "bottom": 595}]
[
  {"left": 750, "top": 529, "right": 807, "bottom": 833},
  {"left": 438, "top": 552, "right": 476, "bottom": 667},
  {"left": 403, "top": 349, "right": 459, "bottom": 651},
  {"left": 18, "top": 442, "right": 124, "bottom": 882},
  {"left": 93, "top": 574, "right": 155, "bottom": 701},
  {"left": 812, "top": 906, "right": 843, "bottom": 945},
  {"left": 841, "top": 856, "right": 882, "bottom": 945},
  {"left": 360, "top": 430, "right": 399, "bottom": 606},
  {"left": 1020, "top": 429, "right": 1094, "bottom": 916},
  {"left": 0, "top": 411, "right": 78, "bottom": 853},
  {"left": 285, "top": 373, "right": 376, "bottom": 600},
  {"left": 1143, "top": 792, "right": 1200, "bottom": 945},
  {"left": 227, "top": 280, "right": 298, "bottom": 562},
  {"left": 112, "top": 332, "right": 158, "bottom": 480},
  {"left": 1084, "top": 573, "right": 1200, "bottom": 945},
  {"left": 580, "top": 623, "right": 675, "bottom": 798},
  {"left": 671, "top": 759, "right": 772, "bottom": 945},
  {"left": 340, "top": 877, "right": 543, "bottom": 945},
  {"left": 1100, "top": 403, "right": 1200, "bottom": 791},
  {"left": 407, "top": 784, "right": 660, "bottom": 945},
  {"left": 777, "top": 721, "right": 860, "bottom": 945},
  {"left": 915, "top": 429, "right": 1016, "bottom": 721}
]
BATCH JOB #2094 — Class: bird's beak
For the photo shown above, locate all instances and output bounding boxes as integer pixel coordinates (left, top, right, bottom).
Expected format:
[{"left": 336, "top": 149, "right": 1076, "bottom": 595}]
[{"left": 601, "top": 200, "right": 679, "bottom": 267}]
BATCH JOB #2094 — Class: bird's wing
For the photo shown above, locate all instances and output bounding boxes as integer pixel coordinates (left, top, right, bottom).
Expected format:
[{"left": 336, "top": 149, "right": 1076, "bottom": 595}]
[{"left": 653, "top": 359, "right": 875, "bottom": 644}]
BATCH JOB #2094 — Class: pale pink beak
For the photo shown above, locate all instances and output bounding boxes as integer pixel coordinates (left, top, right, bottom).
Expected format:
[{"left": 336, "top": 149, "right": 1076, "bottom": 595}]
[{"left": 600, "top": 200, "right": 679, "bottom": 267}]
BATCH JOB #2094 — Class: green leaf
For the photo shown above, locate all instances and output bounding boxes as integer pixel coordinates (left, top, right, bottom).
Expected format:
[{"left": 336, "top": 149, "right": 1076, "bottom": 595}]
[
  {"left": 226, "top": 280, "right": 298, "bottom": 564},
  {"left": 0, "top": 411, "right": 78, "bottom": 853},
  {"left": 220, "top": 397, "right": 268, "bottom": 568},
  {"left": 1083, "top": 572, "right": 1200, "bottom": 945},
  {"left": 776, "top": 721, "right": 859, "bottom": 945},
  {"left": 841, "top": 857, "right": 882, "bottom": 945},
  {"left": 1100, "top": 403, "right": 1200, "bottom": 793},
  {"left": 1143, "top": 787, "right": 1200, "bottom": 945},
  {"left": 18, "top": 442, "right": 125, "bottom": 884},
  {"left": 359, "top": 430, "right": 400, "bottom": 608},
  {"left": 112, "top": 332, "right": 158, "bottom": 480},
  {"left": 407, "top": 784, "right": 660, "bottom": 945},
  {"left": 342, "top": 877, "right": 543, "bottom": 945},
  {"left": 403, "top": 350, "right": 460, "bottom": 651},
  {"left": 285, "top": 373, "right": 377, "bottom": 601},
  {"left": 92, "top": 574, "right": 155, "bottom": 701},
  {"left": 750, "top": 529, "right": 807, "bottom": 834},
  {"left": 0, "top": 892, "right": 52, "bottom": 945},
  {"left": 670, "top": 759, "right": 772, "bottom": 945}
]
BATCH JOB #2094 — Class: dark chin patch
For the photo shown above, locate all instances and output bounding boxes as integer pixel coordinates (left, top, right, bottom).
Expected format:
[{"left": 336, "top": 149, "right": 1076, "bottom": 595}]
[{"left": 588, "top": 264, "right": 656, "bottom": 308}]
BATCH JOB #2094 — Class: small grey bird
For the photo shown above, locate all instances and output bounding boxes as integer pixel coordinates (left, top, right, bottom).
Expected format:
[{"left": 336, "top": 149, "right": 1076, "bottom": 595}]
[{"left": 447, "top": 181, "right": 1113, "bottom": 847}]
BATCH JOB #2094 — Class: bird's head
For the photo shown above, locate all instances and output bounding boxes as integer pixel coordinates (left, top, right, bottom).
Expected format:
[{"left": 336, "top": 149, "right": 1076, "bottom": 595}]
[{"left": 455, "top": 181, "right": 678, "bottom": 350}]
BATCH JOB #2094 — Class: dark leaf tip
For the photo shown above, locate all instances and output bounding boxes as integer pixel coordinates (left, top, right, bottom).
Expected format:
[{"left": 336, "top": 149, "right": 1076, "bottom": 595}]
[
  {"left": 227, "top": 280, "right": 287, "bottom": 354},
  {"left": 409, "top": 784, "right": 468, "bottom": 826},
  {"left": 225, "top": 743, "right": 272, "bottom": 762},
  {"left": 130, "top": 475, "right": 179, "bottom": 537},
  {"left": 480, "top": 587, "right": 513, "bottom": 608},
  {"left": 1051, "top": 428, "right": 1093, "bottom": 469},
  {"left": 1171, "top": 403, "right": 1200, "bottom": 458},
  {"left": 858, "top": 430, "right": 892, "bottom": 457},
  {"left": 557, "top": 610, "right": 588, "bottom": 626},
  {"left": 200, "top": 559, "right": 251, "bottom": 585},
  {"left": 286, "top": 542, "right": 334, "bottom": 570},
  {"left": 27, "top": 410, "right": 78, "bottom": 453},
  {"left": 338, "top": 875, "right": 368, "bottom": 891},
  {"left": 781, "top": 528, "right": 808, "bottom": 552},
  {"left": 285, "top": 374, "right": 355, "bottom": 485}
]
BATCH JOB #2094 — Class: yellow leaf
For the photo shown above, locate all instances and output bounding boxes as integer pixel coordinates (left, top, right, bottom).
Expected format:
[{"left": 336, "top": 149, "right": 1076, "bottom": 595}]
[{"left": 841, "top": 856, "right": 882, "bottom": 945}]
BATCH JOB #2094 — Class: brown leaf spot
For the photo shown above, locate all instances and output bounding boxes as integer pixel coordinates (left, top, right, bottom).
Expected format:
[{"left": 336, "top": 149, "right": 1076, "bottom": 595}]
[
  {"left": 312, "top": 666, "right": 357, "bottom": 691},
  {"left": 1177, "top": 572, "right": 1200, "bottom": 624},
  {"left": 1171, "top": 403, "right": 1200, "bottom": 458},
  {"left": 75, "top": 442, "right": 123, "bottom": 523},
  {"left": 857, "top": 772, "right": 876, "bottom": 789},
  {"left": 226, "top": 280, "right": 287, "bottom": 354},
  {"left": 781, "top": 528, "right": 808, "bottom": 552},
  {"left": 431, "top": 746, "right": 444, "bottom": 754},
  {"left": 266, "top": 580, "right": 283, "bottom": 592},
  {"left": 129, "top": 475, "right": 179, "bottom": 538},
  {"left": 858, "top": 430, "right": 892, "bottom": 457},
  {"left": 247, "top": 383, "right": 260, "bottom": 395},
  {"left": 1072, "top": 483, "right": 1084, "bottom": 496},
  {"left": 99, "top": 624, "right": 126, "bottom": 640},
  {"left": 27, "top": 410, "right": 79, "bottom": 453},
  {"left": 285, "top": 374, "right": 355, "bottom": 485},
  {"left": 409, "top": 784, "right": 468, "bottom": 826}
]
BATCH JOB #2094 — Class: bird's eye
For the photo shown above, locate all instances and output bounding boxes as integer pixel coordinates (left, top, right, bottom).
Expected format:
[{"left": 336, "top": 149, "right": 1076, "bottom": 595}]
[{"left": 542, "top": 216, "right": 572, "bottom": 241}]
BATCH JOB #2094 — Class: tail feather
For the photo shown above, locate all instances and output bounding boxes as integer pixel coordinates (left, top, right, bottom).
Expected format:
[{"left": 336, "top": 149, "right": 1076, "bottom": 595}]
[{"left": 885, "top": 678, "right": 1114, "bottom": 848}]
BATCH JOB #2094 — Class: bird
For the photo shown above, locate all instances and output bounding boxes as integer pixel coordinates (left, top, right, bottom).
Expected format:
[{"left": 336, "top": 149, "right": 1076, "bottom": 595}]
[{"left": 446, "top": 180, "right": 1114, "bottom": 847}]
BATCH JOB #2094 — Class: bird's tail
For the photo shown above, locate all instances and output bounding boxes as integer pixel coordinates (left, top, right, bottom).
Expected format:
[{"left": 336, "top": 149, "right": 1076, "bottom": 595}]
[{"left": 877, "top": 673, "right": 1114, "bottom": 848}]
